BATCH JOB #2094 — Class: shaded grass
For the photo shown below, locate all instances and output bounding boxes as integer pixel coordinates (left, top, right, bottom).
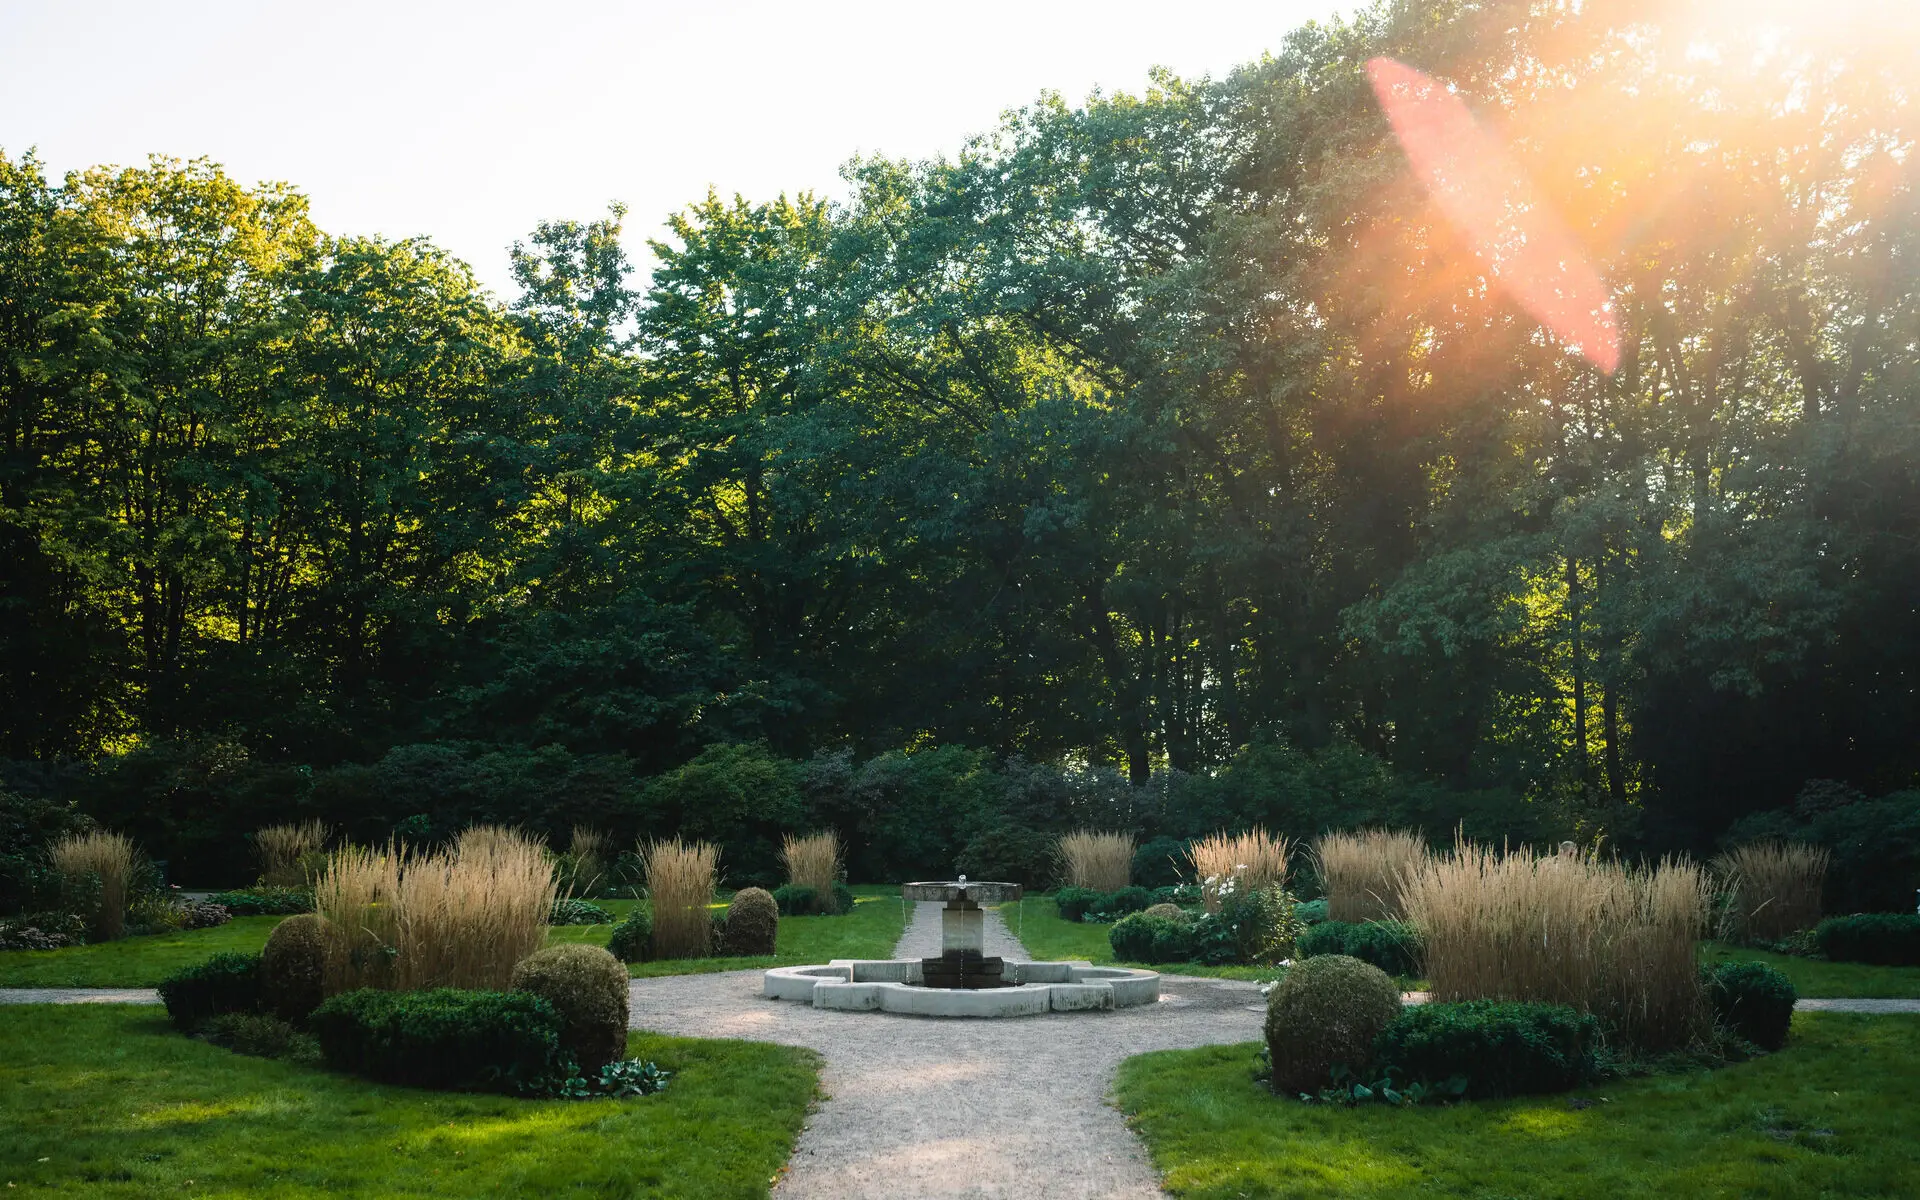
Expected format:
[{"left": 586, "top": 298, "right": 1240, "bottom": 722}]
[
  {"left": 0, "top": 888, "right": 902, "bottom": 987},
  {"left": 0, "top": 1005, "right": 818, "bottom": 1198},
  {"left": 0, "top": 917, "right": 288, "bottom": 987},
  {"left": 1116, "top": 1013, "right": 1920, "bottom": 1198},
  {"left": 1699, "top": 941, "right": 1920, "bottom": 999}
]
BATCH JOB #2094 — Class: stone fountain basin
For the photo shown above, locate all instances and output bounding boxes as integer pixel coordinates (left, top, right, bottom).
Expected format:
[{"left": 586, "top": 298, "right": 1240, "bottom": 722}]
[
  {"left": 899, "top": 881, "right": 1023, "bottom": 904},
  {"left": 765, "top": 959, "right": 1159, "bottom": 1017}
]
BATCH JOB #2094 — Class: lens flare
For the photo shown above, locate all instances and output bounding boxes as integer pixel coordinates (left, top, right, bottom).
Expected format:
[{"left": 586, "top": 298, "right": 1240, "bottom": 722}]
[{"left": 1365, "top": 57, "right": 1620, "bottom": 374}]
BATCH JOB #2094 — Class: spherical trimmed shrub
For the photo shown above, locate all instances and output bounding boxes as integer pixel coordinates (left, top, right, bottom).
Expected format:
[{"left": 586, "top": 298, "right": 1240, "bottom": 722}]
[
  {"left": 607, "top": 906, "right": 653, "bottom": 962},
  {"left": 510, "top": 943, "right": 631, "bottom": 1072},
  {"left": 1264, "top": 953, "right": 1403, "bottom": 1096},
  {"left": 1142, "top": 902, "right": 1187, "bottom": 922},
  {"left": 260, "top": 913, "right": 330, "bottom": 1024},
  {"left": 720, "top": 887, "right": 778, "bottom": 956}
]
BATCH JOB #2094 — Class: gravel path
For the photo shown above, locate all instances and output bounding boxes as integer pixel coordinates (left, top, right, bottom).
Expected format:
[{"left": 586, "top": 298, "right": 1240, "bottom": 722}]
[
  {"left": 0, "top": 987, "right": 162, "bottom": 1004},
  {"left": 626, "top": 901, "right": 1269, "bottom": 1199}
]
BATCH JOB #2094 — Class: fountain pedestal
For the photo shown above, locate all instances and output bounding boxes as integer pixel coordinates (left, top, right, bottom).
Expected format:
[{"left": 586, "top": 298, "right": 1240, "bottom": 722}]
[{"left": 902, "top": 880, "right": 1023, "bottom": 990}]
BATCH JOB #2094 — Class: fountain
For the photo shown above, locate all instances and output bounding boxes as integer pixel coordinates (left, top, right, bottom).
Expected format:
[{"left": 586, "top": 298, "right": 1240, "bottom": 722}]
[{"left": 764, "top": 878, "right": 1160, "bottom": 1017}]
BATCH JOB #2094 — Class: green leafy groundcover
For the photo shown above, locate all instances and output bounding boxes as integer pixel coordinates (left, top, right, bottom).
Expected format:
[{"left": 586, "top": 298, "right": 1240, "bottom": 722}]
[
  {"left": 0, "top": 1005, "right": 819, "bottom": 1198},
  {"left": 1116, "top": 1013, "right": 1920, "bottom": 1198}
]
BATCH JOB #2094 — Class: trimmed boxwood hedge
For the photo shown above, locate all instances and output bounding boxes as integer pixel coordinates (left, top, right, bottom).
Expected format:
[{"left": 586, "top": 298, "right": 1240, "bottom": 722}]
[
  {"left": 1374, "top": 1000, "right": 1603, "bottom": 1099},
  {"left": 157, "top": 952, "right": 261, "bottom": 1030},
  {"left": 1706, "top": 960, "right": 1797, "bottom": 1050},
  {"left": 1812, "top": 913, "right": 1920, "bottom": 966},
  {"left": 1297, "top": 920, "right": 1424, "bottom": 977},
  {"left": 310, "top": 987, "right": 565, "bottom": 1093}
]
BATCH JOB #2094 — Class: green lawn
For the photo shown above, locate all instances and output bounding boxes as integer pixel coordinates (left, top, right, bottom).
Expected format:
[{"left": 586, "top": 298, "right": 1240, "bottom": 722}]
[
  {"left": 0, "top": 917, "right": 289, "bottom": 987},
  {"left": 1, "top": 886, "right": 905, "bottom": 987},
  {"left": 0, "top": 1005, "right": 816, "bottom": 1198},
  {"left": 1116, "top": 1012, "right": 1920, "bottom": 1198},
  {"left": 1700, "top": 941, "right": 1920, "bottom": 998}
]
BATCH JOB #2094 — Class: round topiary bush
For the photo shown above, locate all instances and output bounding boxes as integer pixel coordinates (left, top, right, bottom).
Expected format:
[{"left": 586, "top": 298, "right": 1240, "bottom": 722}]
[
  {"left": 1142, "top": 902, "right": 1187, "bottom": 922},
  {"left": 607, "top": 906, "right": 653, "bottom": 962},
  {"left": 510, "top": 942, "right": 631, "bottom": 1072},
  {"left": 1264, "top": 953, "right": 1403, "bottom": 1096},
  {"left": 720, "top": 887, "right": 778, "bottom": 956},
  {"left": 260, "top": 913, "right": 330, "bottom": 1024}
]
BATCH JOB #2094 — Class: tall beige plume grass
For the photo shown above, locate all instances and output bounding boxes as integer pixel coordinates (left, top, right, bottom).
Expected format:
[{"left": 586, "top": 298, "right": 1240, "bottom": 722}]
[
  {"left": 781, "top": 832, "right": 842, "bottom": 909},
  {"left": 564, "top": 826, "right": 611, "bottom": 897},
  {"left": 397, "top": 827, "right": 555, "bottom": 989},
  {"left": 1188, "top": 828, "right": 1292, "bottom": 912},
  {"left": 49, "top": 829, "right": 136, "bottom": 941},
  {"left": 254, "top": 819, "right": 332, "bottom": 888},
  {"left": 1057, "top": 830, "right": 1134, "bottom": 892},
  {"left": 1401, "top": 840, "right": 1711, "bottom": 1052},
  {"left": 312, "top": 828, "right": 555, "bottom": 995},
  {"left": 644, "top": 837, "right": 720, "bottom": 959},
  {"left": 313, "top": 842, "right": 404, "bottom": 994},
  {"left": 1713, "top": 840, "right": 1829, "bottom": 943},
  {"left": 1315, "top": 829, "right": 1427, "bottom": 922}
]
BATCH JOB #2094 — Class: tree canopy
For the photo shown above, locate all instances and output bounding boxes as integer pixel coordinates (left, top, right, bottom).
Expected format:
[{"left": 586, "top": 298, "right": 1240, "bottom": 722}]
[{"left": 2, "top": 0, "right": 1914, "bottom": 875}]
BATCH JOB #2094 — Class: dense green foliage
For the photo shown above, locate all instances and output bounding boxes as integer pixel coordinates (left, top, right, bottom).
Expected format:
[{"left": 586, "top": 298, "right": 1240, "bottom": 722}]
[
  {"left": 1298, "top": 920, "right": 1425, "bottom": 977},
  {"left": 1374, "top": 1000, "right": 1604, "bottom": 1099},
  {"left": 606, "top": 904, "right": 654, "bottom": 962},
  {"left": 259, "top": 912, "right": 328, "bottom": 1023},
  {"left": 1813, "top": 913, "right": 1920, "bottom": 967},
  {"left": 510, "top": 943, "right": 631, "bottom": 1073},
  {"left": 1726, "top": 783, "right": 1920, "bottom": 913},
  {"left": 1264, "top": 954, "right": 1404, "bottom": 1095},
  {"left": 1705, "top": 961, "right": 1797, "bottom": 1051},
  {"left": 1118, "top": 1014, "right": 1920, "bottom": 1198},
  {"left": 156, "top": 950, "right": 261, "bottom": 1029},
  {"left": 0, "top": 0, "right": 1916, "bottom": 883},
  {"left": 310, "top": 987, "right": 565, "bottom": 1093},
  {"left": 549, "top": 898, "right": 614, "bottom": 925},
  {"left": 717, "top": 886, "right": 779, "bottom": 956},
  {"left": 0, "top": 1005, "right": 819, "bottom": 1197}
]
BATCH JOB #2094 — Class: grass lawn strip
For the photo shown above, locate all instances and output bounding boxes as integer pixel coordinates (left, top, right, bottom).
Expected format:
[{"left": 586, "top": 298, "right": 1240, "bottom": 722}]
[
  {"left": 1115, "top": 1012, "right": 1920, "bottom": 1198},
  {"left": 0, "top": 1004, "right": 818, "bottom": 1198}
]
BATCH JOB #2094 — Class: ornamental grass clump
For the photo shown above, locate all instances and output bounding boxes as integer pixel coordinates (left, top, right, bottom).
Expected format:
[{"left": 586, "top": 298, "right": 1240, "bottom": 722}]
[
  {"left": 254, "top": 820, "right": 332, "bottom": 888},
  {"left": 1314, "top": 829, "right": 1426, "bottom": 922},
  {"left": 1189, "top": 828, "right": 1292, "bottom": 913},
  {"left": 563, "top": 826, "right": 611, "bottom": 897},
  {"left": 1057, "top": 830, "right": 1134, "bottom": 892},
  {"left": 396, "top": 827, "right": 555, "bottom": 990},
  {"left": 1400, "top": 840, "right": 1711, "bottom": 1053},
  {"left": 48, "top": 829, "right": 136, "bottom": 941},
  {"left": 1712, "top": 840, "right": 1829, "bottom": 943},
  {"left": 643, "top": 837, "right": 719, "bottom": 959},
  {"left": 779, "top": 832, "right": 842, "bottom": 912},
  {"left": 313, "top": 843, "right": 404, "bottom": 995}
]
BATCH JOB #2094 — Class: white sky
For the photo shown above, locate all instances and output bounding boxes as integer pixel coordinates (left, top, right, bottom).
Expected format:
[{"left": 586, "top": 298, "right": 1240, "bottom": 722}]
[{"left": 0, "top": 0, "right": 1346, "bottom": 298}]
